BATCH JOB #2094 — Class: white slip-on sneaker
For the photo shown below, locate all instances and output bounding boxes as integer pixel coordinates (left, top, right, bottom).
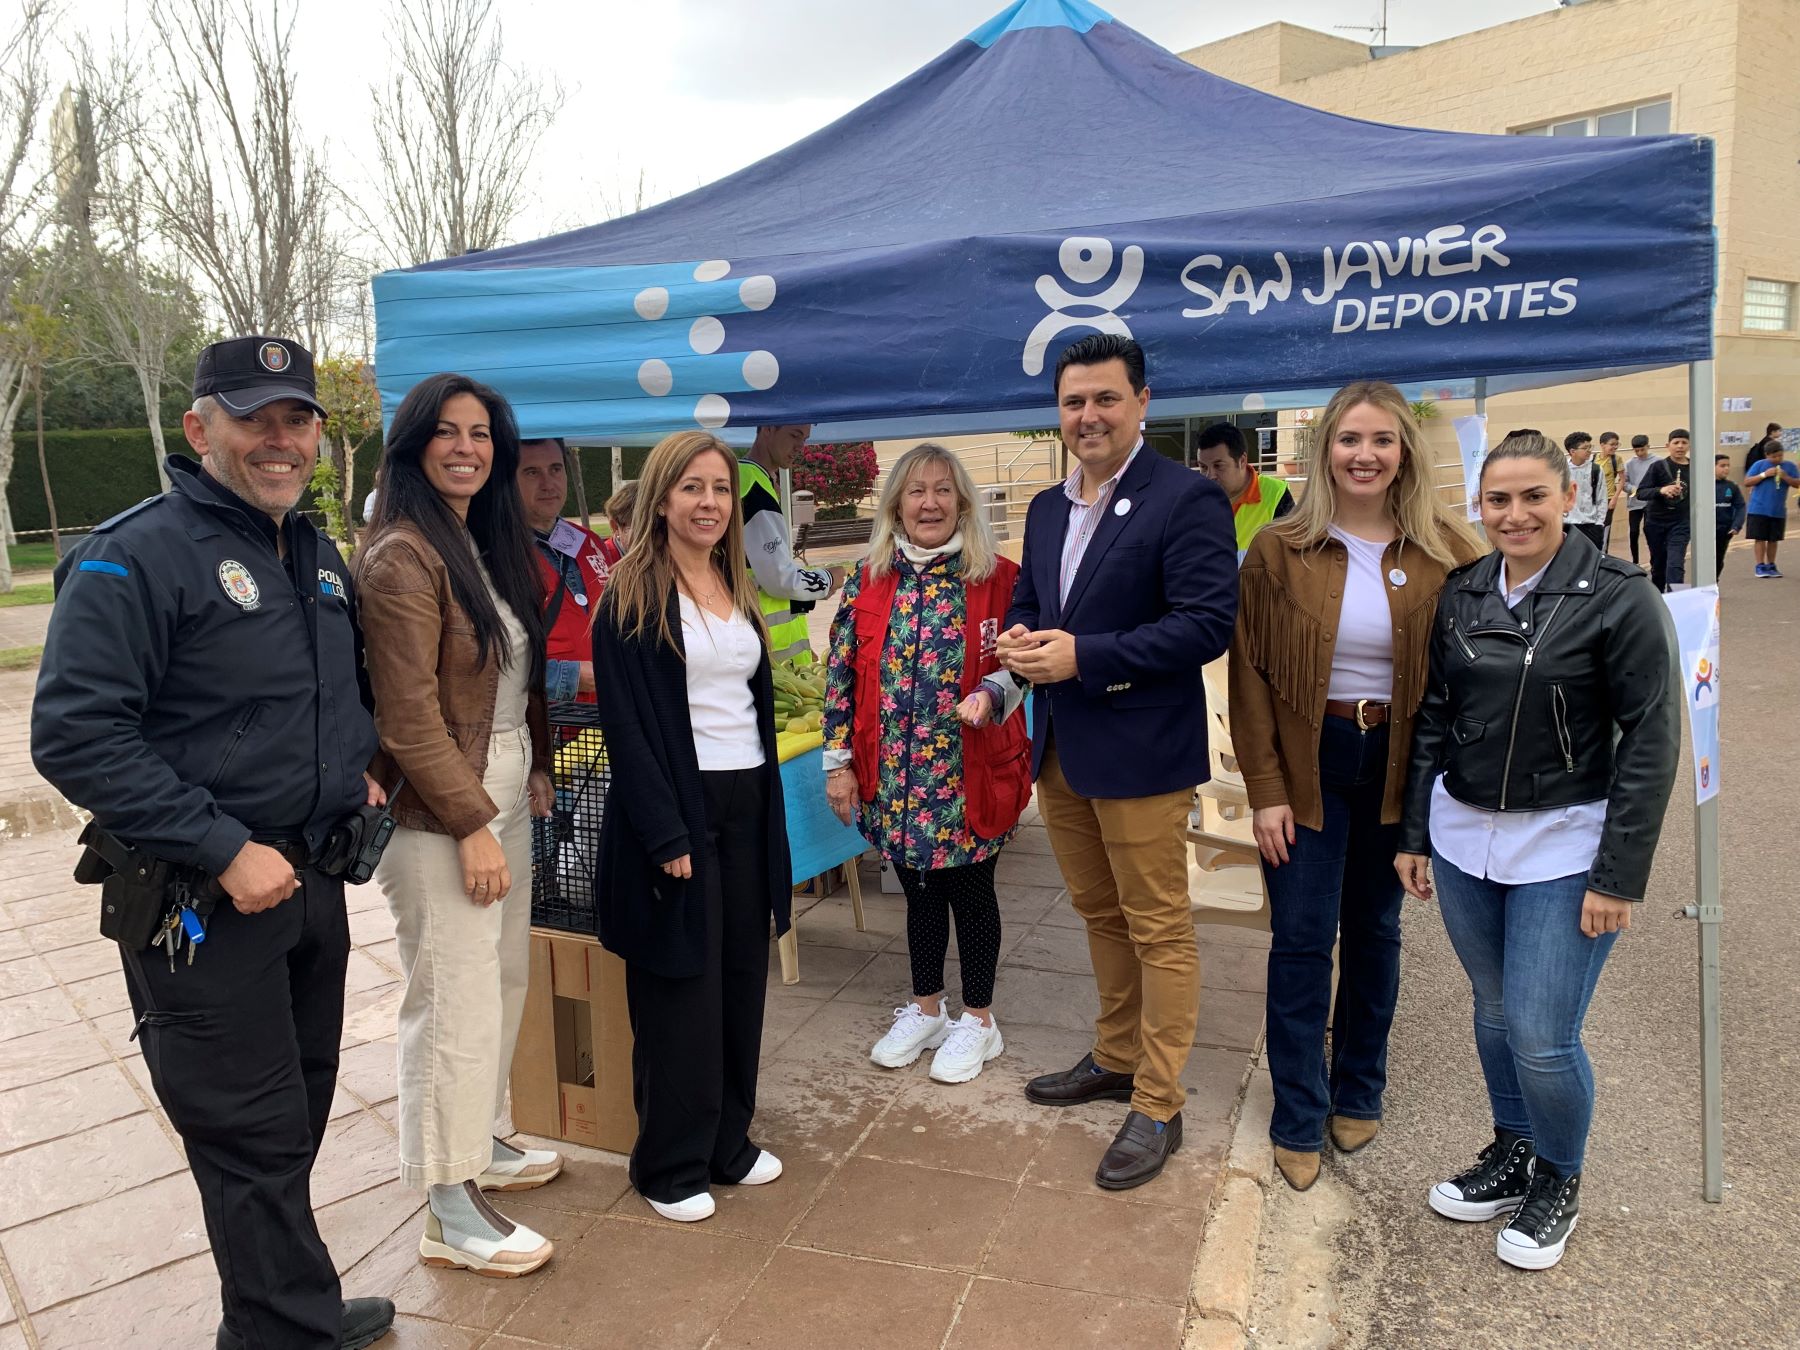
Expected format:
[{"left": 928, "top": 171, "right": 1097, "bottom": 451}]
[
  {"left": 929, "top": 1012, "right": 1004, "bottom": 1084},
  {"left": 475, "top": 1136, "right": 564, "bottom": 1192},
  {"left": 739, "top": 1150, "right": 783, "bottom": 1185},
  {"left": 871, "top": 1002, "right": 951, "bottom": 1068},
  {"left": 646, "top": 1191, "right": 716, "bottom": 1223},
  {"left": 419, "top": 1208, "right": 553, "bottom": 1278}
]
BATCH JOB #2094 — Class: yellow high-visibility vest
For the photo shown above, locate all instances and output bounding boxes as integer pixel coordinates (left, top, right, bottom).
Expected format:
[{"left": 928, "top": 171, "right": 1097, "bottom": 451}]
[{"left": 738, "top": 459, "right": 815, "bottom": 665}]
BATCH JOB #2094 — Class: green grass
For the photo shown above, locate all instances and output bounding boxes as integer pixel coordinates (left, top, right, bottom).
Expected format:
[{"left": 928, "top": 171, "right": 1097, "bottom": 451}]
[
  {"left": 0, "top": 583, "right": 53, "bottom": 607},
  {"left": 0, "top": 645, "right": 42, "bottom": 671},
  {"left": 8, "top": 541, "right": 60, "bottom": 572}
]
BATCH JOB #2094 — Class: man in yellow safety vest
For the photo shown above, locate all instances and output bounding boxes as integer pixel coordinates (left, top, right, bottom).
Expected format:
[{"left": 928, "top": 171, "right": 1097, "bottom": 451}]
[
  {"left": 739, "top": 423, "right": 844, "bottom": 664},
  {"left": 1195, "top": 424, "right": 1294, "bottom": 559}
]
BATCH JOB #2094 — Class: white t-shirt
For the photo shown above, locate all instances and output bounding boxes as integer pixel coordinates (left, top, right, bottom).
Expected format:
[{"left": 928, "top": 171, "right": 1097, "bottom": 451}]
[
  {"left": 1325, "top": 528, "right": 1395, "bottom": 703},
  {"left": 1565, "top": 456, "right": 1608, "bottom": 526},
  {"left": 678, "top": 594, "right": 766, "bottom": 771}
]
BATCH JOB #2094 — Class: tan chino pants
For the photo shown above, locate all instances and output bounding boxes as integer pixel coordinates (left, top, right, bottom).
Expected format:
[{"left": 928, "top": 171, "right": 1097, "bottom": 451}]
[
  {"left": 1037, "top": 744, "right": 1198, "bottom": 1121},
  {"left": 378, "top": 726, "right": 534, "bottom": 1187}
]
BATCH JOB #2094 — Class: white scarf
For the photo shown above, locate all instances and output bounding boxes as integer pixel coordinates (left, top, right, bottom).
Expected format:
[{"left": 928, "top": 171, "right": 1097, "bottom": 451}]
[{"left": 896, "top": 529, "right": 965, "bottom": 567}]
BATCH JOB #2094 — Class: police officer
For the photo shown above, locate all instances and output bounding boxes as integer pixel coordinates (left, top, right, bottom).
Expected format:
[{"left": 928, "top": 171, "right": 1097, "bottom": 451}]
[{"left": 31, "top": 337, "right": 396, "bottom": 1350}]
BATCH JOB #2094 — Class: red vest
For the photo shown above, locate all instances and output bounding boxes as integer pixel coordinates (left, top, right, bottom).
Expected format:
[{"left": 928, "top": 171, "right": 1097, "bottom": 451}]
[
  {"left": 535, "top": 526, "right": 613, "bottom": 703},
  {"left": 849, "top": 556, "right": 1031, "bottom": 841}
]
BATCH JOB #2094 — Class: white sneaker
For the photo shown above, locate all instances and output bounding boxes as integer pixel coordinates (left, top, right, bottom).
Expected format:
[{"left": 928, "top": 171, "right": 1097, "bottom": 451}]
[
  {"left": 740, "top": 1150, "right": 783, "bottom": 1185},
  {"left": 475, "top": 1137, "right": 564, "bottom": 1192},
  {"left": 871, "top": 1002, "right": 951, "bottom": 1068},
  {"left": 929, "top": 1012, "right": 1004, "bottom": 1084},
  {"left": 419, "top": 1209, "right": 553, "bottom": 1277},
  {"left": 647, "top": 1191, "right": 715, "bottom": 1223}
]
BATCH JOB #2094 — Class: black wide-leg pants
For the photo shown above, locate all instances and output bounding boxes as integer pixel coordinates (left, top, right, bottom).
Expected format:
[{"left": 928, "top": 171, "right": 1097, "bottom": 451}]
[
  {"left": 122, "top": 866, "right": 347, "bottom": 1350},
  {"left": 625, "top": 768, "right": 771, "bottom": 1204}
]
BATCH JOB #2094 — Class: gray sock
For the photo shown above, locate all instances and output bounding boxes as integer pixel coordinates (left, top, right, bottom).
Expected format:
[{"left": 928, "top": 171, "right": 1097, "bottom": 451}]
[
  {"left": 491, "top": 1136, "right": 524, "bottom": 1166},
  {"left": 428, "top": 1180, "right": 514, "bottom": 1244}
]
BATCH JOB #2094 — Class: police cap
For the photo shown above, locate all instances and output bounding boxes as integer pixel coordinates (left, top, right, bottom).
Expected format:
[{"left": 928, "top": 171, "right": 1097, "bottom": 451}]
[{"left": 193, "top": 335, "right": 325, "bottom": 417}]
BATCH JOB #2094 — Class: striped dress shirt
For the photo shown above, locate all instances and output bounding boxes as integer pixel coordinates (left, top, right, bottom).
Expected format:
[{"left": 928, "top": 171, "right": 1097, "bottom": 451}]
[{"left": 1058, "top": 441, "right": 1142, "bottom": 605}]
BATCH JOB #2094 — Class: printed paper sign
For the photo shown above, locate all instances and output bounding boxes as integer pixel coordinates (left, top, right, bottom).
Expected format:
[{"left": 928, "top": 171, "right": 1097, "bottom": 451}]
[
  {"left": 1719, "top": 431, "right": 1751, "bottom": 446},
  {"left": 1722, "top": 397, "right": 1752, "bottom": 413},
  {"left": 1664, "top": 586, "right": 1721, "bottom": 804},
  {"left": 1453, "top": 414, "right": 1488, "bottom": 521}
]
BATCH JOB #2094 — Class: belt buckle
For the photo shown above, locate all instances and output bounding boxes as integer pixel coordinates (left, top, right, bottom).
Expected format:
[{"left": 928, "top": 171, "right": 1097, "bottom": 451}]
[{"left": 1354, "top": 699, "right": 1371, "bottom": 732}]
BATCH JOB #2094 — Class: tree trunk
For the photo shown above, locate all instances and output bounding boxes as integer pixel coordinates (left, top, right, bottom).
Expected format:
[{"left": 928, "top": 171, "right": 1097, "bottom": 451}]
[
  {"left": 569, "top": 447, "right": 591, "bottom": 530},
  {"left": 137, "top": 368, "right": 172, "bottom": 493},
  {"left": 35, "top": 372, "right": 60, "bottom": 560},
  {"left": 332, "top": 434, "right": 352, "bottom": 548}
]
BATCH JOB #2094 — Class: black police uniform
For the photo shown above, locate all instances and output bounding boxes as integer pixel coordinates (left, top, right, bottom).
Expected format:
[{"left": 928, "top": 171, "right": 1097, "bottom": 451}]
[{"left": 31, "top": 454, "right": 380, "bottom": 1349}]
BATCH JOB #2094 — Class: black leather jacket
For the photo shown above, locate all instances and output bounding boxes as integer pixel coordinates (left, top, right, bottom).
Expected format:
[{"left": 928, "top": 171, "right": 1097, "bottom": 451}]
[{"left": 1399, "top": 530, "right": 1680, "bottom": 901}]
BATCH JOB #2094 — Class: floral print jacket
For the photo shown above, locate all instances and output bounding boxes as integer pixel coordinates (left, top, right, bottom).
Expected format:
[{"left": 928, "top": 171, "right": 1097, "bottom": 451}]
[{"left": 823, "top": 551, "right": 1014, "bottom": 871}]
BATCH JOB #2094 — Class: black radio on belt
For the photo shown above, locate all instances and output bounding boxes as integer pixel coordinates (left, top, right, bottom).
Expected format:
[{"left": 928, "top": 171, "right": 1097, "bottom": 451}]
[{"left": 316, "top": 801, "right": 398, "bottom": 885}]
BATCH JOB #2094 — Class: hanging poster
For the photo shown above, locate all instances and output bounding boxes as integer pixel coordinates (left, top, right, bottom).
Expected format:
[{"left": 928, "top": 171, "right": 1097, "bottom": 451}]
[
  {"left": 1664, "top": 586, "right": 1721, "bottom": 803},
  {"left": 1453, "top": 414, "right": 1488, "bottom": 521}
]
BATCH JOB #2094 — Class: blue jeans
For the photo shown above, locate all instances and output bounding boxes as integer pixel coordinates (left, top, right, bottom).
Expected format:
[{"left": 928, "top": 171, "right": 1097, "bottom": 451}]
[
  {"left": 1431, "top": 854, "right": 1618, "bottom": 1173},
  {"left": 1261, "top": 717, "right": 1403, "bottom": 1151}
]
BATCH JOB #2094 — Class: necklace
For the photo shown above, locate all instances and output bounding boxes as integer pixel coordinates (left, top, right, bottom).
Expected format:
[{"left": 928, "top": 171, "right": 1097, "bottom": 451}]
[{"left": 680, "top": 570, "right": 723, "bottom": 606}]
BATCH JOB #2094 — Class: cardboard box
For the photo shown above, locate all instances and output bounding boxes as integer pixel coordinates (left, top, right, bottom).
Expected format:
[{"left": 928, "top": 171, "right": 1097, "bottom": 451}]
[{"left": 509, "top": 927, "right": 637, "bottom": 1154}]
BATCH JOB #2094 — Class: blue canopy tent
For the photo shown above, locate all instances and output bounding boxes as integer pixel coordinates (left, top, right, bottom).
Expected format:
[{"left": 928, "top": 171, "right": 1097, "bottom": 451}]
[
  {"left": 373, "top": 0, "right": 1726, "bottom": 1199},
  {"left": 372, "top": 0, "right": 1713, "bottom": 443}
]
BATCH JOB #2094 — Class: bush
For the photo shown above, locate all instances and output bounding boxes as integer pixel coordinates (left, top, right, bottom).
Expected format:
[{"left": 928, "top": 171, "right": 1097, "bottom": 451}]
[
  {"left": 5, "top": 429, "right": 180, "bottom": 532},
  {"left": 793, "top": 441, "right": 877, "bottom": 512}
]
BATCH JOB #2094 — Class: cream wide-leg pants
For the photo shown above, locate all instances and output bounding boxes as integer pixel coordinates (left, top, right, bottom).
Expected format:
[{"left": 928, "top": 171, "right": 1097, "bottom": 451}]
[{"left": 378, "top": 726, "right": 534, "bottom": 1188}]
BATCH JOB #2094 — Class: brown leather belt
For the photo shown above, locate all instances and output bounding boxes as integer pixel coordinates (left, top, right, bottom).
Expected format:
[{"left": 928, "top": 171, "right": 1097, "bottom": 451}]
[{"left": 1324, "top": 699, "right": 1391, "bottom": 730}]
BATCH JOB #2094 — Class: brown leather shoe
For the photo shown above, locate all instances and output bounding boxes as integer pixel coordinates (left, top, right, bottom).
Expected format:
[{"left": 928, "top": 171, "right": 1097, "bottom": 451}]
[
  {"left": 1273, "top": 1146, "right": 1321, "bottom": 1192},
  {"left": 1024, "top": 1052, "right": 1135, "bottom": 1107},
  {"left": 1095, "top": 1110, "right": 1182, "bottom": 1190},
  {"left": 1330, "top": 1116, "right": 1381, "bottom": 1153}
]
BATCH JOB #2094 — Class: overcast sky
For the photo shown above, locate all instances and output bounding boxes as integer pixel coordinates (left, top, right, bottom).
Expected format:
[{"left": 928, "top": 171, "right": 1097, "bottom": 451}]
[{"left": 60, "top": 0, "right": 1558, "bottom": 244}]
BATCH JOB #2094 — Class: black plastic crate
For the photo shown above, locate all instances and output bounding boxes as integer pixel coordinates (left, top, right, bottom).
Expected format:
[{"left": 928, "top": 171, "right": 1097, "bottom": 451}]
[{"left": 529, "top": 702, "right": 610, "bottom": 933}]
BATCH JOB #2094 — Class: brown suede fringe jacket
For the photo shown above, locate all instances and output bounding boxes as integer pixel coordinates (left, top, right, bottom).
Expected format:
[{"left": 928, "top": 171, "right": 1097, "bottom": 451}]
[{"left": 1228, "top": 524, "right": 1483, "bottom": 831}]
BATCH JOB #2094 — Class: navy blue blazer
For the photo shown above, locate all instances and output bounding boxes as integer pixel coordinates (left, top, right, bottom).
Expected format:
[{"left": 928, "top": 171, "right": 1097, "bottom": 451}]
[{"left": 1005, "top": 447, "right": 1237, "bottom": 798}]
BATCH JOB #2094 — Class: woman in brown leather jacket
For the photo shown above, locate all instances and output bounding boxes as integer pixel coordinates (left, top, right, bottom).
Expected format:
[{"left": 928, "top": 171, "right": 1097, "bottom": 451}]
[
  {"left": 1230, "top": 381, "right": 1483, "bottom": 1192},
  {"left": 357, "top": 374, "right": 559, "bottom": 1276}
]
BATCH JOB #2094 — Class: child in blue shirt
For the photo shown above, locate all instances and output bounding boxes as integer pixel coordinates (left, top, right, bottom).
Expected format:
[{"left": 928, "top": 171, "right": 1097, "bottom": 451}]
[
  {"left": 1714, "top": 455, "right": 1746, "bottom": 577},
  {"left": 1746, "top": 443, "right": 1799, "bottom": 578}
]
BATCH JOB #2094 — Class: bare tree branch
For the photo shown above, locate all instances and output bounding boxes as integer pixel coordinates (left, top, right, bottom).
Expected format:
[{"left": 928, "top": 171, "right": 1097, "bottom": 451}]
[
  {"left": 368, "top": 0, "right": 564, "bottom": 266},
  {"left": 133, "top": 0, "right": 336, "bottom": 335}
]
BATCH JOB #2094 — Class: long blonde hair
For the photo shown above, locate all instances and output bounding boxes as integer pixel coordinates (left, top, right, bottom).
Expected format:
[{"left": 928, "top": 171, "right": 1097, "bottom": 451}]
[
  {"left": 1272, "top": 381, "right": 1483, "bottom": 569},
  {"left": 597, "top": 431, "right": 766, "bottom": 654},
  {"left": 866, "top": 443, "right": 999, "bottom": 582}
]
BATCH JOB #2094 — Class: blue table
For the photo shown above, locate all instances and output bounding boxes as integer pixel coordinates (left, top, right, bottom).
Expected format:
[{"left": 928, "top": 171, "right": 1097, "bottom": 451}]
[{"left": 776, "top": 744, "right": 869, "bottom": 983}]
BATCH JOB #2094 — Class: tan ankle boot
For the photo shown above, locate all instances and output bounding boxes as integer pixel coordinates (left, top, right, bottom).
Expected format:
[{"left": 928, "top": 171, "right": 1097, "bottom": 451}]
[
  {"left": 1330, "top": 1116, "right": 1381, "bottom": 1153},
  {"left": 1273, "top": 1145, "right": 1321, "bottom": 1191}
]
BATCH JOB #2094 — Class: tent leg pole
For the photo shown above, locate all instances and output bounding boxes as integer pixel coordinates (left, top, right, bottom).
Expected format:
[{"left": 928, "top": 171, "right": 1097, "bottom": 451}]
[
  {"left": 1473, "top": 375, "right": 1487, "bottom": 418},
  {"left": 1687, "top": 358, "right": 1724, "bottom": 1204}
]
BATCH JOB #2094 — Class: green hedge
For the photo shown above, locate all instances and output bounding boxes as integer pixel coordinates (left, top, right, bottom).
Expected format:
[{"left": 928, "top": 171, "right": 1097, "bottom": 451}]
[
  {"left": 6, "top": 428, "right": 180, "bottom": 532},
  {"left": 7, "top": 428, "right": 654, "bottom": 535}
]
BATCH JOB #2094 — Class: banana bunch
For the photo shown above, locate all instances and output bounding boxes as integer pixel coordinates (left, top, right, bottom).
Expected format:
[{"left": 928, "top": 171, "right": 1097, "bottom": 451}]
[{"left": 772, "top": 660, "right": 826, "bottom": 734}]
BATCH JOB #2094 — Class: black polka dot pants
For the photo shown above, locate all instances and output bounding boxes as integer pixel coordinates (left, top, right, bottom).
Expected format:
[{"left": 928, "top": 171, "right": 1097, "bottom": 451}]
[{"left": 895, "top": 854, "right": 1002, "bottom": 1010}]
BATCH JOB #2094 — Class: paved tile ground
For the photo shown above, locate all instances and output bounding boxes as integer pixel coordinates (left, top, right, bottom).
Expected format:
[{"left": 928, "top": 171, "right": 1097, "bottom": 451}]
[{"left": 0, "top": 763, "right": 1266, "bottom": 1349}]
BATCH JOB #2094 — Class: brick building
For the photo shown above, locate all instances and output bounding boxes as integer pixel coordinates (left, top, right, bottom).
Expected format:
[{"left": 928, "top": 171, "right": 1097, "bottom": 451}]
[{"left": 1180, "top": 0, "right": 1800, "bottom": 458}]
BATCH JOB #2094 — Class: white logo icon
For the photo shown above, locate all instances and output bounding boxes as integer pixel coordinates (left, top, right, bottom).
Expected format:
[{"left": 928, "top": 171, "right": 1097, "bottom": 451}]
[{"left": 1023, "top": 237, "right": 1145, "bottom": 376}]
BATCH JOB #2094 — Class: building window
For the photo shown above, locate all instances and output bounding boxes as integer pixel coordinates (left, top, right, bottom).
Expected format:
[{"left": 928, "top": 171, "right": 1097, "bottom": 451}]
[
  {"left": 1514, "top": 98, "right": 1671, "bottom": 137},
  {"left": 1743, "top": 278, "right": 1795, "bottom": 333}
]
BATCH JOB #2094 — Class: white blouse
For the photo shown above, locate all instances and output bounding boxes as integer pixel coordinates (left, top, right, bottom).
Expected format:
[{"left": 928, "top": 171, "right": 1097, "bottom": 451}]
[
  {"left": 678, "top": 594, "right": 766, "bottom": 771},
  {"left": 1325, "top": 527, "right": 1395, "bottom": 703}
]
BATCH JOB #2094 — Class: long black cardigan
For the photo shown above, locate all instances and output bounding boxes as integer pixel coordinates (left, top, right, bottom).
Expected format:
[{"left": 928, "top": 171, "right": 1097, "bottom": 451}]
[{"left": 590, "top": 588, "right": 792, "bottom": 979}]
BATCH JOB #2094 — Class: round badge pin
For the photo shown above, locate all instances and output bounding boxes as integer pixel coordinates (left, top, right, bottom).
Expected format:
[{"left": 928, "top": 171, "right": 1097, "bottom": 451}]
[
  {"left": 1113, "top": 497, "right": 1131, "bottom": 517},
  {"left": 575, "top": 592, "right": 589, "bottom": 606},
  {"left": 1388, "top": 568, "right": 1408, "bottom": 587},
  {"left": 257, "top": 341, "right": 290, "bottom": 373}
]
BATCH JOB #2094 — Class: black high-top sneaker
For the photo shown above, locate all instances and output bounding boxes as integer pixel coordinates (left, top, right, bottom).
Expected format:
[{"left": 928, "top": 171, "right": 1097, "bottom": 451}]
[
  {"left": 1497, "top": 1163, "right": 1581, "bottom": 1270},
  {"left": 1427, "top": 1128, "right": 1536, "bottom": 1221}
]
